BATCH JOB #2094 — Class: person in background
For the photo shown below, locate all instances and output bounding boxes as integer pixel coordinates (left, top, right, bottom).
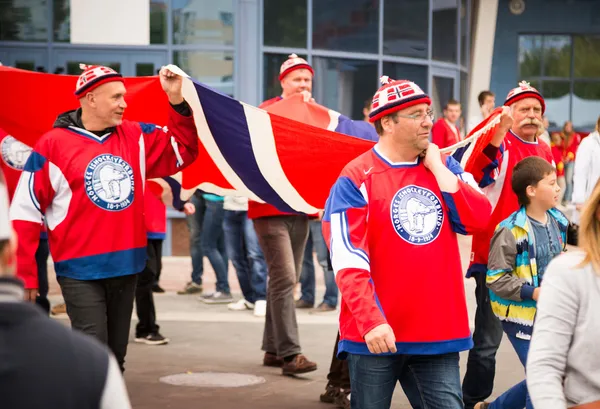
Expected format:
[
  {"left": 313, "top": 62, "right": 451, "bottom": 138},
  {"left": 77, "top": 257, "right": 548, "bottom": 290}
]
[
  {"left": 177, "top": 190, "right": 206, "bottom": 295},
  {"left": 550, "top": 132, "right": 566, "bottom": 206},
  {"left": 431, "top": 99, "right": 462, "bottom": 149},
  {"left": 560, "top": 120, "right": 581, "bottom": 205},
  {"left": 467, "top": 90, "right": 495, "bottom": 133},
  {"left": 223, "top": 195, "right": 268, "bottom": 317},
  {"left": 362, "top": 98, "right": 373, "bottom": 124},
  {"left": 538, "top": 116, "right": 551, "bottom": 146},
  {"left": 527, "top": 178, "right": 600, "bottom": 409},
  {"left": 198, "top": 193, "right": 232, "bottom": 304},
  {"left": 572, "top": 116, "right": 600, "bottom": 216},
  {"left": 134, "top": 182, "right": 169, "bottom": 345}
]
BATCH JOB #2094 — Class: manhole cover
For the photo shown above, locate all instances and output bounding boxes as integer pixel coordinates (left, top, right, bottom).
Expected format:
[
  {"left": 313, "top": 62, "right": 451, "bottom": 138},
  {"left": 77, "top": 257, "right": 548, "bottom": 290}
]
[{"left": 159, "top": 372, "right": 266, "bottom": 388}]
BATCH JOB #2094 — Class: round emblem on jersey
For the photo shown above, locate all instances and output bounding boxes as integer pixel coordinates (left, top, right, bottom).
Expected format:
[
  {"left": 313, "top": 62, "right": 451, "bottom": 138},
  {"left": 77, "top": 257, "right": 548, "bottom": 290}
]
[
  {"left": 84, "top": 154, "right": 135, "bottom": 211},
  {"left": 1, "top": 135, "right": 32, "bottom": 170},
  {"left": 390, "top": 185, "right": 444, "bottom": 245}
]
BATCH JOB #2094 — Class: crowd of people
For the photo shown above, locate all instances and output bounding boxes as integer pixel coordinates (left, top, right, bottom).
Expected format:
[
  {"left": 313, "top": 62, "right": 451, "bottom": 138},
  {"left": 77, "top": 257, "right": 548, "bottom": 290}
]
[{"left": 1, "top": 53, "right": 600, "bottom": 409}]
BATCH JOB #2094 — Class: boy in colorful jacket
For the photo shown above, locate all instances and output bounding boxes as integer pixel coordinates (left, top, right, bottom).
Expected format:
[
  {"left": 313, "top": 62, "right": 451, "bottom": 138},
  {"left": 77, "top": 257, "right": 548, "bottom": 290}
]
[{"left": 476, "top": 156, "right": 568, "bottom": 409}]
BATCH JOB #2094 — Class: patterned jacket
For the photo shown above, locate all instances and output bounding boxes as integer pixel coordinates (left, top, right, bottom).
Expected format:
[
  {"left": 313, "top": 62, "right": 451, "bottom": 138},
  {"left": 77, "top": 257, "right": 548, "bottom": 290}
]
[{"left": 486, "top": 207, "right": 568, "bottom": 338}]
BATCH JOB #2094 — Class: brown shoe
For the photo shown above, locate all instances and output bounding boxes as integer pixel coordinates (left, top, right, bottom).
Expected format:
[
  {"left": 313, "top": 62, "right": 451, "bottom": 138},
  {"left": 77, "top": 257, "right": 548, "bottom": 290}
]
[
  {"left": 263, "top": 352, "right": 284, "bottom": 368},
  {"left": 319, "top": 384, "right": 339, "bottom": 403},
  {"left": 51, "top": 303, "right": 67, "bottom": 316},
  {"left": 295, "top": 299, "right": 313, "bottom": 309},
  {"left": 282, "top": 354, "right": 317, "bottom": 376},
  {"left": 334, "top": 389, "right": 350, "bottom": 409},
  {"left": 310, "top": 302, "right": 337, "bottom": 314}
]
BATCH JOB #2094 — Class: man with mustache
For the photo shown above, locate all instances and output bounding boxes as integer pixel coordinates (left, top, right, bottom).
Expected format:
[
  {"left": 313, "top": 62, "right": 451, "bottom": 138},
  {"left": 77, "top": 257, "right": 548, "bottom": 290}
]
[{"left": 462, "top": 81, "right": 555, "bottom": 409}]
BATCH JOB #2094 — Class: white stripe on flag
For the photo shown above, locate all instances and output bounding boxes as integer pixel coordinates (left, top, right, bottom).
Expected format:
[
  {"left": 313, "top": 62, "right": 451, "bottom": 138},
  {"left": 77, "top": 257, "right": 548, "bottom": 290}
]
[
  {"left": 242, "top": 102, "right": 320, "bottom": 214},
  {"left": 179, "top": 74, "right": 264, "bottom": 203},
  {"left": 327, "top": 109, "right": 341, "bottom": 131}
]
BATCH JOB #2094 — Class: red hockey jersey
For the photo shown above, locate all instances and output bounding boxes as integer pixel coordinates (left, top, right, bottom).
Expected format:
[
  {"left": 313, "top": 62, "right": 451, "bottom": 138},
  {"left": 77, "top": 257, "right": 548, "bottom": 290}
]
[
  {"left": 322, "top": 146, "right": 491, "bottom": 357},
  {"left": 0, "top": 130, "right": 33, "bottom": 200},
  {"left": 431, "top": 118, "right": 461, "bottom": 149},
  {"left": 10, "top": 106, "right": 198, "bottom": 289},
  {"left": 144, "top": 181, "right": 167, "bottom": 240},
  {"left": 466, "top": 130, "right": 554, "bottom": 277}
]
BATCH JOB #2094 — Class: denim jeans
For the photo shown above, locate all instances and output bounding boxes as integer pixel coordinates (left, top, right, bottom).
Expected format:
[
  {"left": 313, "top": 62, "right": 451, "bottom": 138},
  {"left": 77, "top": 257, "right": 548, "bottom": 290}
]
[
  {"left": 223, "top": 210, "right": 267, "bottom": 303},
  {"left": 489, "top": 330, "right": 532, "bottom": 409},
  {"left": 186, "top": 193, "right": 206, "bottom": 285},
  {"left": 201, "top": 200, "right": 230, "bottom": 294},
  {"left": 347, "top": 352, "right": 464, "bottom": 409},
  {"left": 462, "top": 272, "right": 504, "bottom": 409},
  {"left": 299, "top": 220, "right": 338, "bottom": 307}
]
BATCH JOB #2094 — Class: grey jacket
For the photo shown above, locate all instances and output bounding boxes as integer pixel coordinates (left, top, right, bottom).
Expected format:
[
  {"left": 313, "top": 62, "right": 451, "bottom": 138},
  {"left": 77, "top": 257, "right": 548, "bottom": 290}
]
[{"left": 527, "top": 252, "right": 600, "bottom": 408}]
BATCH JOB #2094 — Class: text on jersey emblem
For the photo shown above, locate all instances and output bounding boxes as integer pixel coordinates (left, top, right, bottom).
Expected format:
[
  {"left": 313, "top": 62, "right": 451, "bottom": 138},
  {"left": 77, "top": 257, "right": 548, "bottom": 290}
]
[
  {"left": 390, "top": 185, "right": 444, "bottom": 245},
  {"left": 85, "top": 154, "right": 135, "bottom": 211}
]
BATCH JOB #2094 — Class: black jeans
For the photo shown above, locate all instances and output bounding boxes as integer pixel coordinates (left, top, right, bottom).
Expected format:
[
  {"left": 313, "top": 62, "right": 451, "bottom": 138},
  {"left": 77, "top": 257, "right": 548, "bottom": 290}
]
[
  {"left": 327, "top": 332, "right": 350, "bottom": 390},
  {"left": 462, "top": 272, "right": 504, "bottom": 409},
  {"left": 58, "top": 274, "right": 138, "bottom": 372},
  {"left": 136, "top": 239, "right": 162, "bottom": 337},
  {"left": 35, "top": 238, "right": 50, "bottom": 314}
]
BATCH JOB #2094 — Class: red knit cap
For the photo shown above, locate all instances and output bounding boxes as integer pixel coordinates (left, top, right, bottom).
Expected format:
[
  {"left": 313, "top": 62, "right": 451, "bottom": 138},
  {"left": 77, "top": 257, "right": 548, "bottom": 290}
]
[
  {"left": 279, "top": 54, "right": 314, "bottom": 81},
  {"left": 504, "top": 81, "right": 545, "bottom": 113},
  {"left": 74, "top": 64, "right": 124, "bottom": 97},
  {"left": 368, "top": 76, "right": 431, "bottom": 122}
]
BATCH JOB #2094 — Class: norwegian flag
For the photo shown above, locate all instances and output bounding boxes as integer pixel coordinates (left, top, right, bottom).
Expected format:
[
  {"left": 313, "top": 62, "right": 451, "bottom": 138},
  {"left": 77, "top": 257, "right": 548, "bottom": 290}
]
[
  {"left": 372, "top": 95, "right": 380, "bottom": 109},
  {"left": 387, "top": 87, "right": 398, "bottom": 102},
  {"left": 398, "top": 82, "right": 415, "bottom": 97},
  {"left": 0, "top": 65, "right": 378, "bottom": 212}
]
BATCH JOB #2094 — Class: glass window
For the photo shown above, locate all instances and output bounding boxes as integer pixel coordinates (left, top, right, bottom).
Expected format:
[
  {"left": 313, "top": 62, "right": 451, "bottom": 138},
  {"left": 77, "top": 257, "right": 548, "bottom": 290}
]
[
  {"left": 574, "top": 35, "right": 600, "bottom": 78},
  {"left": 432, "top": 0, "right": 458, "bottom": 63},
  {"left": 150, "top": 0, "right": 168, "bottom": 44},
  {"left": 572, "top": 81, "right": 600, "bottom": 130},
  {"left": 431, "top": 76, "right": 455, "bottom": 119},
  {"left": 65, "top": 61, "right": 121, "bottom": 75},
  {"left": 263, "top": 53, "right": 308, "bottom": 101},
  {"left": 383, "top": 0, "right": 428, "bottom": 59},
  {"left": 542, "top": 81, "right": 571, "bottom": 129},
  {"left": 136, "top": 63, "right": 157, "bottom": 77},
  {"left": 312, "top": 0, "right": 379, "bottom": 54},
  {"left": 53, "top": 0, "right": 70, "bottom": 42},
  {"left": 542, "top": 36, "right": 571, "bottom": 78},
  {"left": 263, "top": 0, "right": 307, "bottom": 48},
  {"left": 519, "top": 35, "right": 543, "bottom": 79},
  {"left": 173, "top": 51, "right": 234, "bottom": 96},
  {"left": 0, "top": 0, "right": 48, "bottom": 42},
  {"left": 312, "top": 57, "right": 378, "bottom": 119},
  {"left": 172, "top": 0, "right": 234, "bottom": 46},
  {"left": 460, "top": 0, "right": 468, "bottom": 66},
  {"left": 382, "top": 62, "right": 428, "bottom": 92},
  {"left": 460, "top": 71, "right": 468, "bottom": 130}
]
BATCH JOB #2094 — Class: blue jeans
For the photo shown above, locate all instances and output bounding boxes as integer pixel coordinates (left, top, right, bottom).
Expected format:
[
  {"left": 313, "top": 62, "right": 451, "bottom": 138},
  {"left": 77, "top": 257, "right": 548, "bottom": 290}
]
[
  {"left": 563, "top": 161, "right": 574, "bottom": 203},
  {"left": 462, "top": 271, "right": 504, "bottom": 409},
  {"left": 201, "top": 200, "right": 230, "bottom": 294},
  {"left": 489, "top": 329, "right": 532, "bottom": 409},
  {"left": 299, "top": 220, "right": 338, "bottom": 307},
  {"left": 186, "top": 193, "right": 206, "bottom": 285},
  {"left": 223, "top": 210, "right": 267, "bottom": 303},
  {"left": 348, "top": 352, "right": 464, "bottom": 409}
]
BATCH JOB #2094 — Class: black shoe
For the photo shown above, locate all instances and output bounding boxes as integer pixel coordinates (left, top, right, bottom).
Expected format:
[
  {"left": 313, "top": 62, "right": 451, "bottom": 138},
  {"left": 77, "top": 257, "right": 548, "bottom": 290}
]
[
  {"left": 135, "top": 333, "right": 169, "bottom": 345},
  {"left": 152, "top": 284, "right": 165, "bottom": 293}
]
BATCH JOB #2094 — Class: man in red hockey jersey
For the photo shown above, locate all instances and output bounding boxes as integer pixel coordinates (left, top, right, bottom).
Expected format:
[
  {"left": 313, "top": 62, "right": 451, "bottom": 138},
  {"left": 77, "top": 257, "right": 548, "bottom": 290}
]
[
  {"left": 250, "top": 54, "right": 318, "bottom": 375},
  {"left": 322, "top": 76, "right": 492, "bottom": 409},
  {"left": 461, "top": 81, "right": 554, "bottom": 409},
  {"left": 10, "top": 64, "right": 199, "bottom": 371}
]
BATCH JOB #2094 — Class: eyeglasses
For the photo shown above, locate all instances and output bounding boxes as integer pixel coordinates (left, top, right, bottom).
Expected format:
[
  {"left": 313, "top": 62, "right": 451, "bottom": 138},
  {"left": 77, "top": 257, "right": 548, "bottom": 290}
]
[{"left": 396, "top": 110, "right": 435, "bottom": 124}]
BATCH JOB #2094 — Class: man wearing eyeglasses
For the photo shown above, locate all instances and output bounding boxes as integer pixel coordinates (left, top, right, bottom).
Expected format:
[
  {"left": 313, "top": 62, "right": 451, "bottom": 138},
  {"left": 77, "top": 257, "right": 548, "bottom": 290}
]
[{"left": 322, "top": 76, "right": 492, "bottom": 409}]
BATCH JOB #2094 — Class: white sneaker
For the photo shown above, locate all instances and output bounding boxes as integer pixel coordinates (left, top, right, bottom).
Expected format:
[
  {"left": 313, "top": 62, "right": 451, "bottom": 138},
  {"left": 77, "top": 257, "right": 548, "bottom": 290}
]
[
  {"left": 253, "top": 300, "right": 267, "bottom": 317},
  {"left": 228, "top": 298, "right": 254, "bottom": 311}
]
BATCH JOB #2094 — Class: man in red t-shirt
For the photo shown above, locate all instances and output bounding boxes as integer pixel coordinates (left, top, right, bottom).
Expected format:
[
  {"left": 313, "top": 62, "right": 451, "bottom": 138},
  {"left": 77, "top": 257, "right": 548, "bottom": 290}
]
[
  {"left": 250, "top": 54, "right": 318, "bottom": 375},
  {"left": 431, "top": 99, "right": 462, "bottom": 149}
]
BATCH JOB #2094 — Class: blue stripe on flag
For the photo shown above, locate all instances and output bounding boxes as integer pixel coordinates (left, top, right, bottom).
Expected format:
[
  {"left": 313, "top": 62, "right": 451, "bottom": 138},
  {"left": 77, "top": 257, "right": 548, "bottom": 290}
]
[{"left": 193, "top": 82, "right": 296, "bottom": 214}]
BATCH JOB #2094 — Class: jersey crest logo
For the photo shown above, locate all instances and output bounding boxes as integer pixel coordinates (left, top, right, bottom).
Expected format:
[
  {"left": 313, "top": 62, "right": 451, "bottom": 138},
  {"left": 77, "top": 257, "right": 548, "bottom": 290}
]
[
  {"left": 1, "top": 135, "right": 32, "bottom": 170},
  {"left": 85, "top": 154, "right": 135, "bottom": 211},
  {"left": 390, "top": 185, "right": 444, "bottom": 245}
]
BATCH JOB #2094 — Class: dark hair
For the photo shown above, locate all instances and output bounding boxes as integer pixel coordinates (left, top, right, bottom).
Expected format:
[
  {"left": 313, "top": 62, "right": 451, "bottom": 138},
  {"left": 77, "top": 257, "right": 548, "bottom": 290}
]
[
  {"left": 444, "top": 99, "right": 461, "bottom": 110},
  {"left": 364, "top": 98, "right": 373, "bottom": 111},
  {"left": 512, "top": 157, "right": 556, "bottom": 206},
  {"left": 374, "top": 112, "right": 399, "bottom": 135},
  {"left": 478, "top": 91, "right": 494, "bottom": 107}
]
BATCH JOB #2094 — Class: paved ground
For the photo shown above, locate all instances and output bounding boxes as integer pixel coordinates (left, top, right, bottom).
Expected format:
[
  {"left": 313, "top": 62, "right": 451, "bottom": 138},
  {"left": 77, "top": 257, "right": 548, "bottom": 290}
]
[{"left": 47, "top": 236, "right": 527, "bottom": 409}]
